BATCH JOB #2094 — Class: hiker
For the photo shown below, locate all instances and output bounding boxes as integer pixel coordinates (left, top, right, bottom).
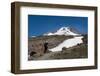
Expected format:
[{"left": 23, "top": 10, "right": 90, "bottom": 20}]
[{"left": 44, "top": 42, "right": 48, "bottom": 53}]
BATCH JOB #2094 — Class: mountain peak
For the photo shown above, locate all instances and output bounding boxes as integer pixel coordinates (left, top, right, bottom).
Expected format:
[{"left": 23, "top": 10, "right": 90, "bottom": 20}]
[
  {"left": 58, "top": 27, "right": 68, "bottom": 31},
  {"left": 57, "top": 26, "right": 70, "bottom": 32},
  {"left": 44, "top": 26, "right": 80, "bottom": 36}
]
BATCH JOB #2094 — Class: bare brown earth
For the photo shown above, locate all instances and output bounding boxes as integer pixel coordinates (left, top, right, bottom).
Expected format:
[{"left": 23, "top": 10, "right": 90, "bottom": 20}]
[
  {"left": 28, "top": 43, "right": 88, "bottom": 60},
  {"left": 28, "top": 35, "right": 87, "bottom": 60},
  {"left": 28, "top": 35, "right": 74, "bottom": 58}
]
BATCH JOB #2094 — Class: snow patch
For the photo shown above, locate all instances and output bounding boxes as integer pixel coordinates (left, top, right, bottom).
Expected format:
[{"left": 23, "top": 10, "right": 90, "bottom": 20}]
[{"left": 49, "top": 36, "right": 83, "bottom": 52}]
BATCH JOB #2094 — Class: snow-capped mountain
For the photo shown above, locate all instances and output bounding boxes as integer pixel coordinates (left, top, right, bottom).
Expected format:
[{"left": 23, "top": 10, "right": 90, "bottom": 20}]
[{"left": 44, "top": 27, "right": 80, "bottom": 36}]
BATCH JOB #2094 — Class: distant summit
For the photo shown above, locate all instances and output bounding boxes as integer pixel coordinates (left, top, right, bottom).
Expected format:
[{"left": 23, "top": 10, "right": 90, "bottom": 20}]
[{"left": 44, "top": 26, "right": 80, "bottom": 36}]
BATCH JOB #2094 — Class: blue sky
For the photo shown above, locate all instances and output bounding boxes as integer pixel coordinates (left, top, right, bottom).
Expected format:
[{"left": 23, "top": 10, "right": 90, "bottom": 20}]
[{"left": 28, "top": 15, "right": 88, "bottom": 37}]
